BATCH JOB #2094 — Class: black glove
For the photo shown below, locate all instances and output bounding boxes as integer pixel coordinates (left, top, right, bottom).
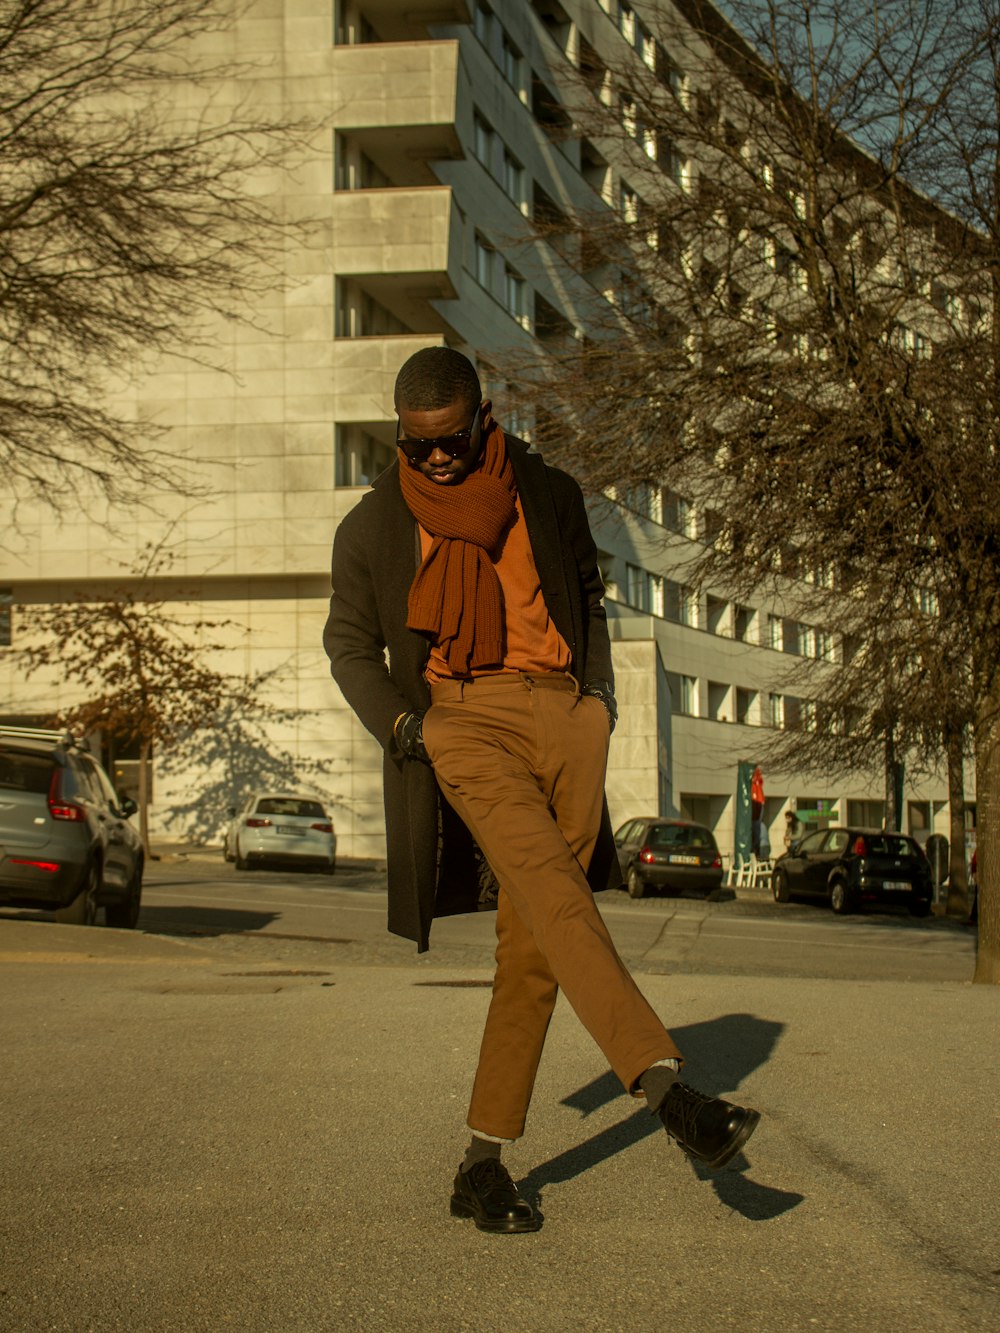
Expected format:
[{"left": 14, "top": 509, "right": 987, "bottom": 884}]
[
  {"left": 395, "top": 710, "right": 430, "bottom": 763},
  {"left": 582, "top": 680, "right": 617, "bottom": 733}
]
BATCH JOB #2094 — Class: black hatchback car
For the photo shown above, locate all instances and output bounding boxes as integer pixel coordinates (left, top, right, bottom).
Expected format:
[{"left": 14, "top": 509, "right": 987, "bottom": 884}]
[
  {"left": 0, "top": 726, "right": 144, "bottom": 928},
  {"left": 614, "top": 817, "right": 724, "bottom": 899},
  {"left": 771, "top": 826, "right": 932, "bottom": 916}
]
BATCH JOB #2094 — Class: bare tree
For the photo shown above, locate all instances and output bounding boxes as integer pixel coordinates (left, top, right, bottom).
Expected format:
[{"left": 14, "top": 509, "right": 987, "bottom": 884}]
[
  {"left": 13, "top": 544, "right": 333, "bottom": 851},
  {"left": 501, "top": 0, "right": 999, "bottom": 977},
  {"left": 0, "top": 0, "right": 310, "bottom": 513}
]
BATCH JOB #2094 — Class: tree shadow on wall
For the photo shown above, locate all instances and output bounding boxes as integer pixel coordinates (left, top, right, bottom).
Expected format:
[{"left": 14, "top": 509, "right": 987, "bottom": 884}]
[{"left": 157, "top": 693, "right": 347, "bottom": 845}]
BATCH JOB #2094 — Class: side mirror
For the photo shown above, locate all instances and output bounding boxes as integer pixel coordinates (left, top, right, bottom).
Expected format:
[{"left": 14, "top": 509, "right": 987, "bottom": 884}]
[{"left": 118, "top": 795, "right": 138, "bottom": 818}]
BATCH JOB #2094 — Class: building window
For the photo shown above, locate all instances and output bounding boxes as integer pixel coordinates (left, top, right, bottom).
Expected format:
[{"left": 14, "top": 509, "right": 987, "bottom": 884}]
[
  {"left": 501, "top": 33, "right": 521, "bottom": 88},
  {"left": 707, "top": 681, "right": 729, "bottom": 722},
  {"left": 474, "top": 0, "right": 493, "bottom": 46},
  {"left": 678, "top": 675, "right": 696, "bottom": 715},
  {"left": 503, "top": 264, "right": 528, "bottom": 326},
  {"left": 664, "top": 579, "right": 692, "bottom": 625},
  {"left": 705, "top": 595, "right": 728, "bottom": 634},
  {"left": 767, "top": 614, "right": 782, "bottom": 648},
  {"left": 662, "top": 489, "right": 691, "bottom": 535},
  {"left": 659, "top": 135, "right": 686, "bottom": 185},
  {"left": 474, "top": 232, "right": 494, "bottom": 291},
  {"left": 769, "top": 693, "right": 785, "bottom": 728},
  {"left": 335, "top": 427, "right": 393, "bottom": 488},
  {"left": 620, "top": 182, "right": 639, "bottom": 224},
  {"left": 473, "top": 112, "right": 493, "bottom": 171},
  {"left": 734, "top": 606, "right": 754, "bottom": 642},
  {"left": 502, "top": 148, "right": 525, "bottom": 208},
  {"left": 735, "top": 687, "right": 756, "bottom": 725},
  {"left": 0, "top": 588, "right": 11, "bottom": 647},
  {"left": 625, "top": 564, "right": 664, "bottom": 615}
]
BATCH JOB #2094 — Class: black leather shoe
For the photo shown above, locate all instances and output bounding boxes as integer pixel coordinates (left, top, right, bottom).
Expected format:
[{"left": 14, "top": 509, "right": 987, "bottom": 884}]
[
  {"left": 657, "top": 1082, "right": 761, "bottom": 1170},
  {"left": 450, "top": 1160, "right": 541, "bottom": 1234}
]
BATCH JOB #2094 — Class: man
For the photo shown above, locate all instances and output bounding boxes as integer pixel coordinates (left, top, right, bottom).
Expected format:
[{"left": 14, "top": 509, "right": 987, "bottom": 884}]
[{"left": 324, "top": 347, "right": 760, "bottom": 1234}]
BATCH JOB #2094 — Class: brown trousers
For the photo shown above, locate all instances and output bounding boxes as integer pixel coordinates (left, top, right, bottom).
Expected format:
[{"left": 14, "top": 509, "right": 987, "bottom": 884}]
[{"left": 422, "top": 673, "right": 682, "bottom": 1141}]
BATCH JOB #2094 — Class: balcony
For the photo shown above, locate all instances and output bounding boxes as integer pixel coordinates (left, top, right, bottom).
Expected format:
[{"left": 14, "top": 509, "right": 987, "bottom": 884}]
[
  {"left": 331, "top": 186, "right": 461, "bottom": 333},
  {"left": 331, "top": 40, "right": 463, "bottom": 175},
  {"left": 331, "top": 333, "right": 445, "bottom": 424}
]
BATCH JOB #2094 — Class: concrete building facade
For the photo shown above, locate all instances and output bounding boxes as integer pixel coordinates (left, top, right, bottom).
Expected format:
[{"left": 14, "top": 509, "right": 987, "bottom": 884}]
[{"left": 0, "top": 0, "right": 966, "bottom": 864}]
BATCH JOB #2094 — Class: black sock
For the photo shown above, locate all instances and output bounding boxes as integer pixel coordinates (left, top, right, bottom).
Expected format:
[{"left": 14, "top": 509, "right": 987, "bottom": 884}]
[
  {"left": 461, "top": 1135, "right": 502, "bottom": 1173},
  {"left": 640, "top": 1063, "right": 682, "bottom": 1114}
]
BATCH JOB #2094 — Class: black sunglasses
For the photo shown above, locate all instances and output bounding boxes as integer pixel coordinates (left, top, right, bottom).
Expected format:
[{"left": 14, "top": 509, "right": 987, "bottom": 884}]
[{"left": 397, "top": 406, "right": 480, "bottom": 462}]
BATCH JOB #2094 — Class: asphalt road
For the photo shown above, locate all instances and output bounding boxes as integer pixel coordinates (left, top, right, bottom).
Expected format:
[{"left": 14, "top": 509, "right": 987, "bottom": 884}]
[
  {"left": 133, "top": 854, "right": 978, "bottom": 984},
  {"left": 1, "top": 856, "right": 995, "bottom": 1332}
]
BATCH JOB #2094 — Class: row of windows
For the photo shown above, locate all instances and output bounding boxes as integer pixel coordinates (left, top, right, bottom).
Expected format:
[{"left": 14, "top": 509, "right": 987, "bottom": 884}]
[
  {"left": 618, "top": 564, "right": 835, "bottom": 660},
  {"left": 664, "top": 673, "right": 820, "bottom": 731},
  {"left": 474, "top": 1, "right": 523, "bottom": 93},
  {"left": 473, "top": 112, "right": 527, "bottom": 211}
]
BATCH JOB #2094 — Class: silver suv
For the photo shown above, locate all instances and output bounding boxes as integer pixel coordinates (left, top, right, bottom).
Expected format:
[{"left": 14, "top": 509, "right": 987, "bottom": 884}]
[{"left": 0, "top": 726, "right": 144, "bottom": 928}]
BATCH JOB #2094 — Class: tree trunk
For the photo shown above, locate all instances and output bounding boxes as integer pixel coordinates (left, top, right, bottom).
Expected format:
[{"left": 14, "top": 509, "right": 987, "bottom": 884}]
[
  {"left": 973, "top": 678, "right": 1000, "bottom": 984},
  {"left": 945, "top": 726, "right": 969, "bottom": 917},
  {"left": 884, "top": 734, "right": 903, "bottom": 831},
  {"left": 138, "top": 738, "right": 151, "bottom": 855}
]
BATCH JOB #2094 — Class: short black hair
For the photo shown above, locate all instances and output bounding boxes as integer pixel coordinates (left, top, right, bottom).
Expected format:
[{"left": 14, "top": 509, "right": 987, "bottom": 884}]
[{"left": 394, "top": 347, "right": 482, "bottom": 413}]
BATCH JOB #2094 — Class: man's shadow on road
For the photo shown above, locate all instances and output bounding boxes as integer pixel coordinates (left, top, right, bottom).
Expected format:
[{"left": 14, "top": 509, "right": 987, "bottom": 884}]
[{"left": 519, "top": 1013, "right": 803, "bottom": 1223}]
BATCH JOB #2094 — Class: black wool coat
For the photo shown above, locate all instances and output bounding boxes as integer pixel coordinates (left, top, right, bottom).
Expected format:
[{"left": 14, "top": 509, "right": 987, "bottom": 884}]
[{"left": 323, "top": 437, "right": 623, "bottom": 952}]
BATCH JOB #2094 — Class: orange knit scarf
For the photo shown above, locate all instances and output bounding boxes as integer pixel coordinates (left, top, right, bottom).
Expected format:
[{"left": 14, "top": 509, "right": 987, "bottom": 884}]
[{"left": 399, "top": 407, "right": 517, "bottom": 674}]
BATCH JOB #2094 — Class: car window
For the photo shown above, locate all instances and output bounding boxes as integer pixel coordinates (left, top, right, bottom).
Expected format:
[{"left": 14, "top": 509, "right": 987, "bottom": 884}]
[
  {"left": 256, "top": 797, "right": 326, "bottom": 819},
  {"left": 797, "top": 830, "right": 827, "bottom": 855},
  {"left": 647, "top": 824, "right": 716, "bottom": 850},
  {"left": 0, "top": 750, "right": 52, "bottom": 794},
  {"left": 865, "top": 835, "right": 918, "bottom": 858},
  {"left": 64, "top": 757, "right": 100, "bottom": 802},
  {"left": 614, "top": 820, "right": 638, "bottom": 845},
  {"left": 84, "top": 757, "right": 122, "bottom": 810},
  {"left": 824, "top": 830, "right": 850, "bottom": 855}
]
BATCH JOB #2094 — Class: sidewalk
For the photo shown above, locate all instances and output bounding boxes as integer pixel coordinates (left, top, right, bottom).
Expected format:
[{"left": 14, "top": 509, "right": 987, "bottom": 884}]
[{"left": 0, "top": 917, "right": 996, "bottom": 1332}]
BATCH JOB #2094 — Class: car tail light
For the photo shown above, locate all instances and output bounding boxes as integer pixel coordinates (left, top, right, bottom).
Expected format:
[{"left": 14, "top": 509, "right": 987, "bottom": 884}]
[
  {"left": 245, "top": 817, "right": 272, "bottom": 828},
  {"left": 711, "top": 854, "right": 722, "bottom": 868},
  {"left": 10, "top": 858, "right": 60, "bottom": 872},
  {"left": 311, "top": 822, "right": 333, "bottom": 833},
  {"left": 640, "top": 847, "right": 655, "bottom": 863},
  {"left": 852, "top": 836, "right": 867, "bottom": 855},
  {"left": 47, "top": 768, "right": 86, "bottom": 822}
]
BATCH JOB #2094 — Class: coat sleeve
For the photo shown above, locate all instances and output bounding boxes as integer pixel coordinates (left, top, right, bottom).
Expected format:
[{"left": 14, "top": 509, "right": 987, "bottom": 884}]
[
  {"left": 323, "top": 507, "right": 412, "bottom": 751},
  {"left": 555, "top": 471, "right": 615, "bottom": 688}
]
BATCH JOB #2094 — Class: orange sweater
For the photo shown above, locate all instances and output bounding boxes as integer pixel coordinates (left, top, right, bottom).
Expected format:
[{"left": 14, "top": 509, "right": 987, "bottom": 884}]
[{"left": 421, "top": 494, "right": 570, "bottom": 682}]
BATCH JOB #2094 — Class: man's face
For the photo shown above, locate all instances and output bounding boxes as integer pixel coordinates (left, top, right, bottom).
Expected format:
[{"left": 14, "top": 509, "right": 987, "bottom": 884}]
[{"left": 397, "top": 398, "right": 484, "bottom": 485}]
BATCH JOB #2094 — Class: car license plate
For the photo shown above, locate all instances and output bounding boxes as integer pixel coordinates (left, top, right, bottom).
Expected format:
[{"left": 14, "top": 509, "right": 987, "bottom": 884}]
[
  {"left": 669, "top": 855, "right": 700, "bottom": 865},
  {"left": 882, "top": 880, "right": 910, "bottom": 891},
  {"left": 277, "top": 826, "right": 306, "bottom": 837}
]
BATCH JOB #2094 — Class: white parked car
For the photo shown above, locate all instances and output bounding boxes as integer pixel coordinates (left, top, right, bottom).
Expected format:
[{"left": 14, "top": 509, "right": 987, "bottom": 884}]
[{"left": 224, "top": 792, "right": 336, "bottom": 873}]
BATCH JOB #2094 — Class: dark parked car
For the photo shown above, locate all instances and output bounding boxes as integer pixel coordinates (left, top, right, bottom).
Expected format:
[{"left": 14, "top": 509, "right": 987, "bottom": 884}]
[
  {"left": 0, "top": 726, "right": 144, "bottom": 927},
  {"left": 771, "top": 826, "right": 932, "bottom": 916},
  {"left": 614, "top": 817, "right": 724, "bottom": 899}
]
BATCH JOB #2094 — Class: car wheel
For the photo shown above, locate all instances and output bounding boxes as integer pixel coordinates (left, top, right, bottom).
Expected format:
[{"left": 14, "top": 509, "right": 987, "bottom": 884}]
[
  {"left": 223, "top": 838, "right": 235, "bottom": 864},
  {"left": 105, "top": 859, "right": 143, "bottom": 930},
  {"left": 627, "top": 866, "right": 645, "bottom": 899},
  {"left": 909, "top": 898, "right": 932, "bottom": 918},
  {"left": 55, "top": 861, "right": 101, "bottom": 926},
  {"left": 322, "top": 859, "right": 336, "bottom": 875},
  {"left": 772, "top": 869, "right": 790, "bottom": 903},
  {"left": 830, "top": 880, "right": 853, "bottom": 914},
  {"left": 235, "top": 838, "right": 250, "bottom": 871}
]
